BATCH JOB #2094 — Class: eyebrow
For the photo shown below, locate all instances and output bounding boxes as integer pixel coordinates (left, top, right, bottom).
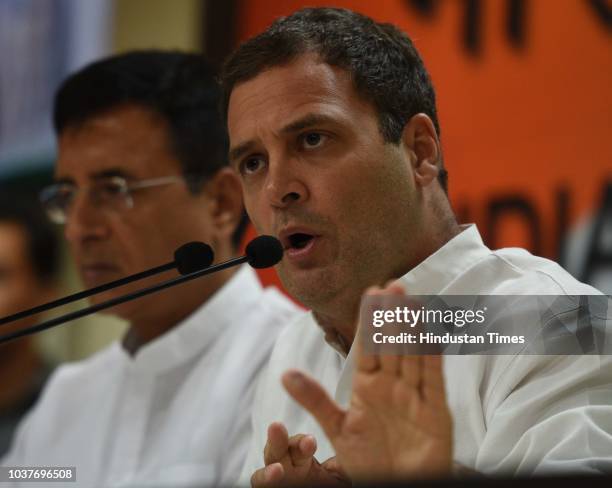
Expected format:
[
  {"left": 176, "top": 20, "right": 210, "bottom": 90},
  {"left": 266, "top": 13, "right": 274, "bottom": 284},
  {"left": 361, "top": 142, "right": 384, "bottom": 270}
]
[
  {"left": 54, "top": 168, "right": 136, "bottom": 184},
  {"left": 91, "top": 168, "right": 135, "bottom": 180},
  {"left": 280, "top": 113, "right": 336, "bottom": 135},
  {"left": 229, "top": 113, "right": 338, "bottom": 164},
  {"left": 229, "top": 141, "right": 257, "bottom": 165}
]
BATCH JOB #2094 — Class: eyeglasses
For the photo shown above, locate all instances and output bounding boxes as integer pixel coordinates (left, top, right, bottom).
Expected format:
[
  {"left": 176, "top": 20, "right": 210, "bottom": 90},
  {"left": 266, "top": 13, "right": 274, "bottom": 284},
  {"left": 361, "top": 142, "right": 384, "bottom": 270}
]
[{"left": 39, "top": 175, "right": 186, "bottom": 224}]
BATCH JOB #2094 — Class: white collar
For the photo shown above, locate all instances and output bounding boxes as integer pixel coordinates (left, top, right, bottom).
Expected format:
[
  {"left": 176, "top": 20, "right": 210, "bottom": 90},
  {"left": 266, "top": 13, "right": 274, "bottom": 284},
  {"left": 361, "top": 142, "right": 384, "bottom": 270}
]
[
  {"left": 114, "top": 265, "right": 263, "bottom": 374},
  {"left": 324, "top": 224, "right": 489, "bottom": 357},
  {"left": 338, "top": 225, "right": 492, "bottom": 401},
  {"left": 401, "top": 224, "right": 490, "bottom": 295}
]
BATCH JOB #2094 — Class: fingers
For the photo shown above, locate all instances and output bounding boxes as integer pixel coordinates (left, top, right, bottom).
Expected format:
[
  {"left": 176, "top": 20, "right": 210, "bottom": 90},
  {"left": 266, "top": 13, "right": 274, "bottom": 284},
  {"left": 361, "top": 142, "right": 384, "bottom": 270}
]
[
  {"left": 263, "top": 422, "right": 289, "bottom": 465},
  {"left": 383, "top": 281, "right": 406, "bottom": 294},
  {"left": 364, "top": 282, "right": 406, "bottom": 299},
  {"left": 400, "top": 355, "right": 422, "bottom": 389},
  {"left": 353, "top": 330, "right": 380, "bottom": 373},
  {"left": 355, "top": 336, "right": 380, "bottom": 373},
  {"left": 260, "top": 424, "right": 319, "bottom": 485},
  {"left": 379, "top": 353, "right": 402, "bottom": 375},
  {"left": 356, "top": 283, "right": 405, "bottom": 374},
  {"left": 421, "top": 355, "right": 447, "bottom": 405},
  {"left": 321, "top": 456, "right": 349, "bottom": 480},
  {"left": 282, "top": 370, "right": 345, "bottom": 441},
  {"left": 251, "top": 463, "right": 284, "bottom": 487},
  {"left": 288, "top": 434, "right": 317, "bottom": 468}
]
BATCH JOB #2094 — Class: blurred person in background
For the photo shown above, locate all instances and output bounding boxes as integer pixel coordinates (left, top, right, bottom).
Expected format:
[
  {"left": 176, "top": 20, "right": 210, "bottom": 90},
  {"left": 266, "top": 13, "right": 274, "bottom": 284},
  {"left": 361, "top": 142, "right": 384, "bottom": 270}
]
[
  {"left": 0, "top": 193, "right": 60, "bottom": 456},
  {"left": 2, "top": 51, "right": 298, "bottom": 487}
]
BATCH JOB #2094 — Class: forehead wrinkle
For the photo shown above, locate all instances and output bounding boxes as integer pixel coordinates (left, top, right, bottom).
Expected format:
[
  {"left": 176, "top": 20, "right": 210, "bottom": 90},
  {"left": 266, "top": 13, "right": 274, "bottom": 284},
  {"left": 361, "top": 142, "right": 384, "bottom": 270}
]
[
  {"left": 229, "top": 57, "right": 348, "bottom": 123},
  {"left": 229, "top": 103, "right": 349, "bottom": 165},
  {"left": 228, "top": 56, "right": 365, "bottom": 159},
  {"left": 230, "top": 94, "right": 350, "bottom": 143}
]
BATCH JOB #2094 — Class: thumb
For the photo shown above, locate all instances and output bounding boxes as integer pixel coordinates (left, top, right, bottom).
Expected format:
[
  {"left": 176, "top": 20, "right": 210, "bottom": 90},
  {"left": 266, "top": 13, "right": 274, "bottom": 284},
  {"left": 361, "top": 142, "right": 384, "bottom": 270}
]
[
  {"left": 321, "top": 456, "right": 349, "bottom": 480},
  {"left": 282, "top": 369, "right": 345, "bottom": 442}
]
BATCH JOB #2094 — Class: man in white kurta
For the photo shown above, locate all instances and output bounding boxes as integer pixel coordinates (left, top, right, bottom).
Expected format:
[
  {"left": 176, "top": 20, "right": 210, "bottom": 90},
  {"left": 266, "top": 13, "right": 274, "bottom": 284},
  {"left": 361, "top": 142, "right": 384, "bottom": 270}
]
[
  {"left": 4, "top": 266, "right": 298, "bottom": 487},
  {"left": 1, "top": 51, "right": 301, "bottom": 487},
  {"left": 238, "top": 225, "right": 612, "bottom": 483},
  {"left": 222, "top": 6, "right": 611, "bottom": 484}
]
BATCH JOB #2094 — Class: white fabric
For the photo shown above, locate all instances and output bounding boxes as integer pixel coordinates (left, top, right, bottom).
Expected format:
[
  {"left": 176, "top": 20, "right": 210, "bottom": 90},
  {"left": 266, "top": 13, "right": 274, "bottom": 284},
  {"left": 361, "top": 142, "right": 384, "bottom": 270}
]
[
  {"left": 2, "top": 266, "right": 300, "bottom": 488},
  {"left": 239, "top": 225, "right": 612, "bottom": 484}
]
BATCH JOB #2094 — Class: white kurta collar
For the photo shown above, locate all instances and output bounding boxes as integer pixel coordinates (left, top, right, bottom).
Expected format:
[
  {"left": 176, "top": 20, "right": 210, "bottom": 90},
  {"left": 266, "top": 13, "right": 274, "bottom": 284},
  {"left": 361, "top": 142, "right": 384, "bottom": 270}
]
[
  {"left": 338, "top": 224, "right": 491, "bottom": 404},
  {"left": 115, "top": 265, "right": 263, "bottom": 375},
  {"left": 320, "top": 225, "right": 489, "bottom": 358},
  {"left": 401, "top": 224, "right": 490, "bottom": 295}
]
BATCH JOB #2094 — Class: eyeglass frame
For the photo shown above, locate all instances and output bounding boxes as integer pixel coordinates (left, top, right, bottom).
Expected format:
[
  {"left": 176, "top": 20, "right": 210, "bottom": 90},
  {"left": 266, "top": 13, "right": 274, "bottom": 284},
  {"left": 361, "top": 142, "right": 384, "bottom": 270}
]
[{"left": 39, "top": 174, "right": 195, "bottom": 224}]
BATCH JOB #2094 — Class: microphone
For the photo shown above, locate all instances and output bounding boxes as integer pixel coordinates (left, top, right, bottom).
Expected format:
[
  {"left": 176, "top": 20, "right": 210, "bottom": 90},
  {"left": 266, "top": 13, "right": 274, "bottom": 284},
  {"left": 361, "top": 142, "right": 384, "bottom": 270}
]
[
  {"left": 246, "top": 234, "right": 283, "bottom": 268},
  {"left": 0, "top": 235, "right": 283, "bottom": 344},
  {"left": 174, "top": 242, "right": 215, "bottom": 275},
  {"left": 0, "top": 242, "right": 214, "bottom": 327}
]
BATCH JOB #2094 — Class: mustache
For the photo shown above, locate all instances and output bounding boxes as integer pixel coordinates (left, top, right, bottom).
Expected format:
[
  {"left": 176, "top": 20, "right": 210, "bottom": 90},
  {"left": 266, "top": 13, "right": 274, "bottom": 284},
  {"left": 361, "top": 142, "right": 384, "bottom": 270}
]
[{"left": 274, "top": 208, "right": 332, "bottom": 233}]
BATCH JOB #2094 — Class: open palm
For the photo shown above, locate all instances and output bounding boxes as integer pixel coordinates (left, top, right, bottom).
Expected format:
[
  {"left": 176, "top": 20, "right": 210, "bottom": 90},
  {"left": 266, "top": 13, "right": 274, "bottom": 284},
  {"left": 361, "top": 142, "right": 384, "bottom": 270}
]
[{"left": 282, "top": 284, "right": 453, "bottom": 482}]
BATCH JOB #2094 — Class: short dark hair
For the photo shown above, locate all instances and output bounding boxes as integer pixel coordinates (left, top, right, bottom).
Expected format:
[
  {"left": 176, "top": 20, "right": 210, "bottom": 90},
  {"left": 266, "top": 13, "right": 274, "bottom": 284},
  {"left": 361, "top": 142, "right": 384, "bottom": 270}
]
[
  {"left": 220, "top": 7, "right": 448, "bottom": 193},
  {"left": 54, "top": 50, "right": 248, "bottom": 247},
  {"left": 0, "top": 192, "right": 60, "bottom": 284}
]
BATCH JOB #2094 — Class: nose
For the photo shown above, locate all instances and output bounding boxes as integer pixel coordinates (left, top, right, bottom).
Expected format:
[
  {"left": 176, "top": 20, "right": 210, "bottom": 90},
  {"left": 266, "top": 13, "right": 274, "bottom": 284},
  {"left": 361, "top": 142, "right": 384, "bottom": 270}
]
[
  {"left": 64, "top": 191, "right": 109, "bottom": 245},
  {"left": 264, "top": 157, "right": 309, "bottom": 209}
]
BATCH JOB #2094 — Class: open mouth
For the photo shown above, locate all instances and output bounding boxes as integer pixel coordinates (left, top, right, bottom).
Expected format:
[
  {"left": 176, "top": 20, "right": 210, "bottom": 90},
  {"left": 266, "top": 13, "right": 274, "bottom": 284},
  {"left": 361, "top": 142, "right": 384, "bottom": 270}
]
[{"left": 287, "top": 233, "right": 315, "bottom": 250}]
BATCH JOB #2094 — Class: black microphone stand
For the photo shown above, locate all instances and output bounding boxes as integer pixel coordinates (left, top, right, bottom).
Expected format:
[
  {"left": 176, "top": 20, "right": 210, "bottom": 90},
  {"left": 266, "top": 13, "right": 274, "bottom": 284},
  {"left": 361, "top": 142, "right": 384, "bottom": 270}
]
[
  {"left": 0, "top": 256, "right": 248, "bottom": 345},
  {"left": 0, "top": 241, "right": 213, "bottom": 327},
  {"left": 0, "top": 262, "right": 175, "bottom": 327}
]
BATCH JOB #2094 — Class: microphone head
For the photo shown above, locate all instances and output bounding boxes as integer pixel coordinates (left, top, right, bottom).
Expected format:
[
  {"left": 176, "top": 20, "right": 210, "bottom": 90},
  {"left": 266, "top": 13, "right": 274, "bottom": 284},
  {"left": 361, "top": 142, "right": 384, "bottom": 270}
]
[
  {"left": 245, "top": 235, "right": 283, "bottom": 269},
  {"left": 174, "top": 242, "right": 214, "bottom": 275}
]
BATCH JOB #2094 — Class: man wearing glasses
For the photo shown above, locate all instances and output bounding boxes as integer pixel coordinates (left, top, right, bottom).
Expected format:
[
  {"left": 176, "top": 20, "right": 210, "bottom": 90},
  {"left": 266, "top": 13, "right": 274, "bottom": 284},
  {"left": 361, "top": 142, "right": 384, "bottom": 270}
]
[{"left": 2, "top": 51, "right": 298, "bottom": 487}]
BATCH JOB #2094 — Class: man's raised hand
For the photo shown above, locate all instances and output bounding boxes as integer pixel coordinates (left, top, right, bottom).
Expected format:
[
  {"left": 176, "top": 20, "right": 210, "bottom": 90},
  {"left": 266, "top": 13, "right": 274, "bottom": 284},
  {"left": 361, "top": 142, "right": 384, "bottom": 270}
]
[
  {"left": 281, "top": 283, "right": 453, "bottom": 482},
  {"left": 250, "top": 422, "right": 349, "bottom": 487}
]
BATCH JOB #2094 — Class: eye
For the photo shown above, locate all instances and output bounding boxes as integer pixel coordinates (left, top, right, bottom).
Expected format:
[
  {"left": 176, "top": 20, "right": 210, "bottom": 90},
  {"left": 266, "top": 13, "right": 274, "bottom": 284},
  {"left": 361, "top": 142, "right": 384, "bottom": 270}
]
[
  {"left": 52, "top": 185, "right": 76, "bottom": 208},
  {"left": 300, "top": 132, "right": 326, "bottom": 149},
  {"left": 99, "top": 179, "right": 128, "bottom": 199},
  {"left": 56, "top": 185, "right": 75, "bottom": 200},
  {"left": 241, "top": 156, "right": 266, "bottom": 176},
  {"left": 101, "top": 181, "right": 125, "bottom": 195}
]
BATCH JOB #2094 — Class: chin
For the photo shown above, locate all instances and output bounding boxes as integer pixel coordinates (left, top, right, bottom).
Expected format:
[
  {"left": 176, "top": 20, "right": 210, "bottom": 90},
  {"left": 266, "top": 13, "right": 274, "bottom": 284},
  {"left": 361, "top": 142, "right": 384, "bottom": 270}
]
[
  {"left": 281, "top": 267, "right": 341, "bottom": 309},
  {"left": 85, "top": 292, "right": 131, "bottom": 318}
]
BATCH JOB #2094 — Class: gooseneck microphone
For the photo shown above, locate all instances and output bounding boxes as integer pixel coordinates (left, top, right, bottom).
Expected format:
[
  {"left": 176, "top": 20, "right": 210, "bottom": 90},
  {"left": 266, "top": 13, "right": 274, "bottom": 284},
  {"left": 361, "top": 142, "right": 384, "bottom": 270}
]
[
  {"left": 245, "top": 235, "right": 283, "bottom": 268},
  {"left": 0, "top": 242, "right": 214, "bottom": 327},
  {"left": 0, "top": 235, "right": 283, "bottom": 344}
]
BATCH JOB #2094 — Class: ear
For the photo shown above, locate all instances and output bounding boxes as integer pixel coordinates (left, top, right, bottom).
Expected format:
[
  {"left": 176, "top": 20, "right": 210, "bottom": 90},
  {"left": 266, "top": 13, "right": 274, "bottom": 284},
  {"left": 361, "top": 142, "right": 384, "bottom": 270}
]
[
  {"left": 204, "top": 167, "right": 244, "bottom": 239},
  {"left": 401, "top": 113, "right": 441, "bottom": 188}
]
